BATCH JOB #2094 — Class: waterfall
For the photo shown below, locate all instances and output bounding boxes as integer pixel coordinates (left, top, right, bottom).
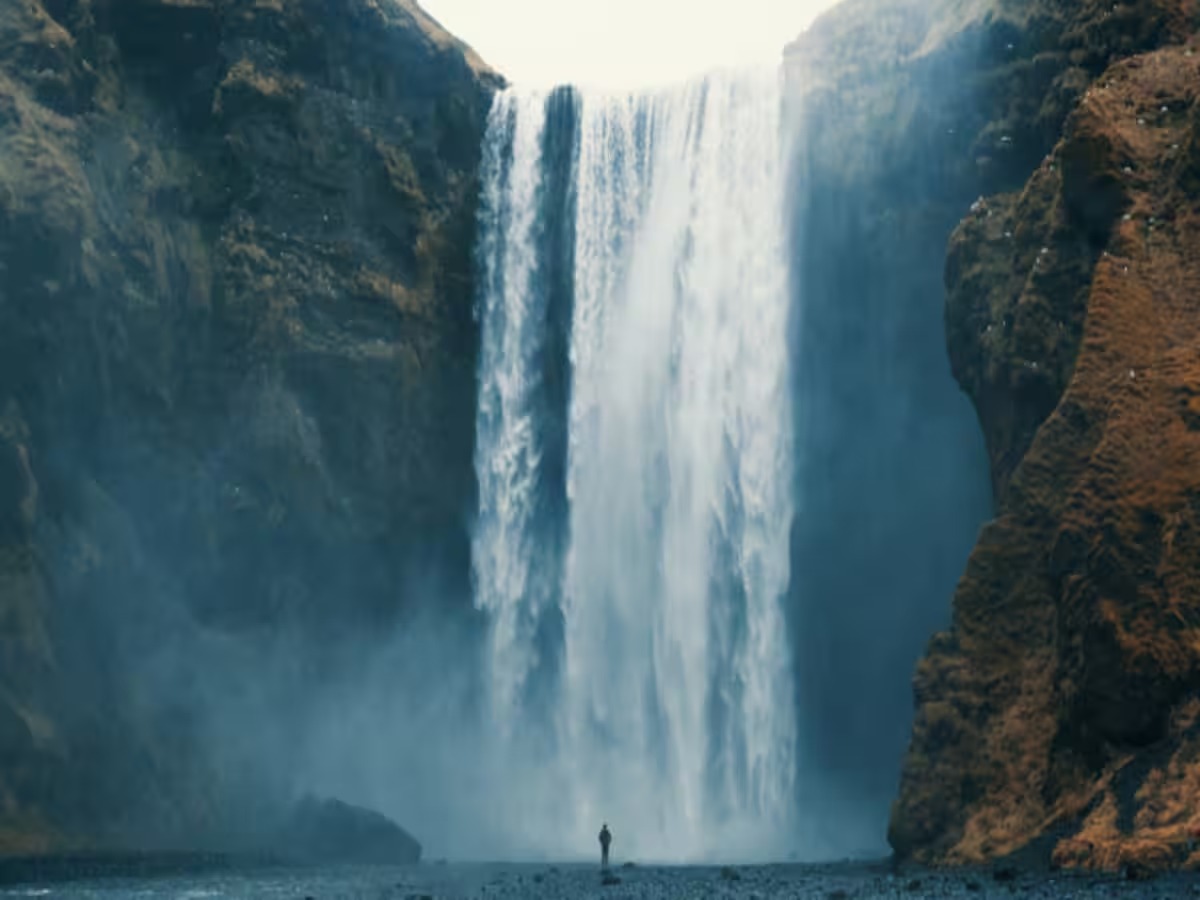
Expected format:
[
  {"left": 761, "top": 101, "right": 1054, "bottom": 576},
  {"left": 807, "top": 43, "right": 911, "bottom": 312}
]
[
  {"left": 473, "top": 89, "right": 552, "bottom": 735},
  {"left": 473, "top": 69, "right": 796, "bottom": 861}
]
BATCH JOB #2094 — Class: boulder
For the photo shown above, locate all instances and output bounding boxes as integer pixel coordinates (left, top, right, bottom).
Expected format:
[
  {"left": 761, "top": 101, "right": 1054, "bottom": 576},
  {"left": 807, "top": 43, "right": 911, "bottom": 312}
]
[{"left": 276, "top": 796, "right": 421, "bottom": 865}]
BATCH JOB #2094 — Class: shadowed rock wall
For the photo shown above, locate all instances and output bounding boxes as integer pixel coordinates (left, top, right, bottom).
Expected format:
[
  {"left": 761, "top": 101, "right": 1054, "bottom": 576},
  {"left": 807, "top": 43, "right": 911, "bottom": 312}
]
[{"left": 0, "top": 0, "right": 498, "bottom": 852}]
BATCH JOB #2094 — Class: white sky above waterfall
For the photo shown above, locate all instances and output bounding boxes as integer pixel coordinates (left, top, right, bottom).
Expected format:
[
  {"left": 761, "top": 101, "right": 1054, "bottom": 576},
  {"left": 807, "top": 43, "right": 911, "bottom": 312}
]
[{"left": 419, "top": 0, "right": 843, "bottom": 88}]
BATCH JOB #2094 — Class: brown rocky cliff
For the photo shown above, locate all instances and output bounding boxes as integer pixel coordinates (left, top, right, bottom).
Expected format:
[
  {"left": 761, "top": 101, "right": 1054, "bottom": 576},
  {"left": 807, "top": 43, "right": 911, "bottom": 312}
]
[
  {"left": 883, "top": 0, "right": 1200, "bottom": 872},
  {"left": 788, "top": 0, "right": 1200, "bottom": 870},
  {"left": 0, "top": 0, "right": 498, "bottom": 851},
  {"left": 781, "top": 0, "right": 1191, "bottom": 829}
]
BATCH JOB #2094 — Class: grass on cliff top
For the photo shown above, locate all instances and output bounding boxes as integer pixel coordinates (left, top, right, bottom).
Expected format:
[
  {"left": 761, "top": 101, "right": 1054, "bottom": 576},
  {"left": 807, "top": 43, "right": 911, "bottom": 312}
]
[{"left": 379, "top": 0, "right": 497, "bottom": 79}]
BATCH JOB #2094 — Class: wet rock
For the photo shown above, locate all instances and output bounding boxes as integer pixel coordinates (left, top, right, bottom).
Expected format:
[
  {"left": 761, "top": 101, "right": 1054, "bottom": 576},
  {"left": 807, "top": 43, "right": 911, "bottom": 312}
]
[
  {"left": 1124, "top": 861, "right": 1155, "bottom": 882},
  {"left": 992, "top": 865, "right": 1018, "bottom": 882}
]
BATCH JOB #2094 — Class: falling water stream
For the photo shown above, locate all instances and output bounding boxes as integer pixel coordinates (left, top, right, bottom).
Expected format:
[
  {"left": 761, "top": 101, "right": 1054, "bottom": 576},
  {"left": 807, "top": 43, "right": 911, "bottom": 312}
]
[{"left": 473, "top": 69, "right": 797, "bottom": 861}]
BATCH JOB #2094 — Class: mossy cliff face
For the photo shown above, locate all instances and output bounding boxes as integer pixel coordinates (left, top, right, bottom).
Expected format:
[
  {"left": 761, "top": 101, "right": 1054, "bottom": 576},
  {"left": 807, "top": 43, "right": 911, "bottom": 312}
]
[
  {"left": 901, "top": 32, "right": 1200, "bottom": 870},
  {"left": 779, "top": 0, "right": 1186, "bottom": 830},
  {"left": 0, "top": 0, "right": 498, "bottom": 851},
  {"left": 790, "top": 0, "right": 1200, "bottom": 871}
]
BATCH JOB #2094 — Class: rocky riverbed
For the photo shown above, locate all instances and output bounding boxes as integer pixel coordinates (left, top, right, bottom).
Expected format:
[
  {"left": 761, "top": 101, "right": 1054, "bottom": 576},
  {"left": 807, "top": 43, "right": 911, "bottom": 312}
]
[{"left": 3, "top": 859, "right": 1200, "bottom": 899}]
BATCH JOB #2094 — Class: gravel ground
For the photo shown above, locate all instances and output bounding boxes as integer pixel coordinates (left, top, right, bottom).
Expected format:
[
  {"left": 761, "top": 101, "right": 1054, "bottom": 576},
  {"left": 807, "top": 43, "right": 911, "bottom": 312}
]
[{"left": 2, "top": 859, "right": 1200, "bottom": 899}]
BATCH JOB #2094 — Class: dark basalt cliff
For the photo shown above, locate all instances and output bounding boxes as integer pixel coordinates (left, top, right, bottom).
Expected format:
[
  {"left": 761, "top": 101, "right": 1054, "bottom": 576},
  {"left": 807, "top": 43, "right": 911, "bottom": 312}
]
[
  {"left": 0, "top": 0, "right": 498, "bottom": 853},
  {"left": 792, "top": 0, "right": 1200, "bottom": 872}
]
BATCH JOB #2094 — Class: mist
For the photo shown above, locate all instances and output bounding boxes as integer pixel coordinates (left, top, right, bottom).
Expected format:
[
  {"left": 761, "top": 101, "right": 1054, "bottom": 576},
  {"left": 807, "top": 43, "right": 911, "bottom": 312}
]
[
  {"left": 780, "top": 8, "right": 994, "bottom": 853},
  {"left": 115, "top": 35, "right": 994, "bottom": 865}
]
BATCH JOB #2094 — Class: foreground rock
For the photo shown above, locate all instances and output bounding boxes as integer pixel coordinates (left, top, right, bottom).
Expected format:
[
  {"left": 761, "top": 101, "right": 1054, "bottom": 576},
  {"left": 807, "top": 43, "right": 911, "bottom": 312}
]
[{"left": 275, "top": 797, "right": 421, "bottom": 865}]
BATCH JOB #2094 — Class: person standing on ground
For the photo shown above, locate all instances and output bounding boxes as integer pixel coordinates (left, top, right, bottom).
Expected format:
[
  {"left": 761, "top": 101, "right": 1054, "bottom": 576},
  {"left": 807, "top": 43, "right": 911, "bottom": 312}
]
[{"left": 599, "top": 823, "right": 612, "bottom": 868}]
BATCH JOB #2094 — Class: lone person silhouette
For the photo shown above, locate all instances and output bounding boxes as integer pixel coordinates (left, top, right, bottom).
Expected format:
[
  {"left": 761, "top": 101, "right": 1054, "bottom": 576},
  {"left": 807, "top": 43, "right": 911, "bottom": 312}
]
[{"left": 599, "top": 823, "right": 612, "bottom": 868}]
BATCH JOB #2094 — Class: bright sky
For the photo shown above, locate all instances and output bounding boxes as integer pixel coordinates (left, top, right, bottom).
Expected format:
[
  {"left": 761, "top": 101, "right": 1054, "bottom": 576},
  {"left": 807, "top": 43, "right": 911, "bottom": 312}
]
[{"left": 419, "top": 0, "right": 843, "bottom": 89}]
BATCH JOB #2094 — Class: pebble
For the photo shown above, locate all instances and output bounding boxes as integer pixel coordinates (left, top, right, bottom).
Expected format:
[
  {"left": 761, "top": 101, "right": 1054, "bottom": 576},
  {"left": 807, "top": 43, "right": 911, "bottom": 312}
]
[{"left": 27, "top": 862, "right": 1200, "bottom": 899}]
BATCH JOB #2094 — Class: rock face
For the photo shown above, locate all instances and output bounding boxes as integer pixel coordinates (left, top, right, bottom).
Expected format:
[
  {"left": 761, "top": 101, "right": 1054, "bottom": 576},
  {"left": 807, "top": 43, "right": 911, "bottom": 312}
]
[
  {"left": 783, "top": 0, "right": 1185, "bottom": 831},
  {"left": 899, "top": 39, "right": 1200, "bottom": 870},
  {"left": 790, "top": 0, "right": 1200, "bottom": 871},
  {"left": 797, "top": 0, "right": 1200, "bottom": 872},
  {"left": 0, "top": 0, "right": 497, "bottom": 852}
]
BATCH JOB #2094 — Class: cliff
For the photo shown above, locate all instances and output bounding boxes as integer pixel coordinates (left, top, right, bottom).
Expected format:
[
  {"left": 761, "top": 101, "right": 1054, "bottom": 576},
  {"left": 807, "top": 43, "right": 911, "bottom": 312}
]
[
  {"left": 899, "top": 16, "right": 1200, "bottom": 873},
  {"left": 0, "top": 0, "right": 498, "bottom": 852},
  {"left": 789, "top": 0, "right": 1200, "bottom": 872}
]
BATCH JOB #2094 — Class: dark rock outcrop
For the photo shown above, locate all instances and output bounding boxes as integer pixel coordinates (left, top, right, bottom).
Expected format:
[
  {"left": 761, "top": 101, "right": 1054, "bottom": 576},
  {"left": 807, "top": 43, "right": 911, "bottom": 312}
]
[
  {"left": 276, "top": 796, "right": 421, "bottom": 865},
  {"left": 0, "top": 0, "right": 498, "bottom": 853}
]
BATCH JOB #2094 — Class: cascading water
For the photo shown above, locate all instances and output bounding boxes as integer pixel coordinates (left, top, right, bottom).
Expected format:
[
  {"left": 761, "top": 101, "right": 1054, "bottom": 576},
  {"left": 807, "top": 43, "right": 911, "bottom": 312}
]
[
  {"left": 473, "top": 89, "right": 553, "bottom": 734},
  {"left": 473, "top": 69, "right": 797, "bottom": 861}
]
